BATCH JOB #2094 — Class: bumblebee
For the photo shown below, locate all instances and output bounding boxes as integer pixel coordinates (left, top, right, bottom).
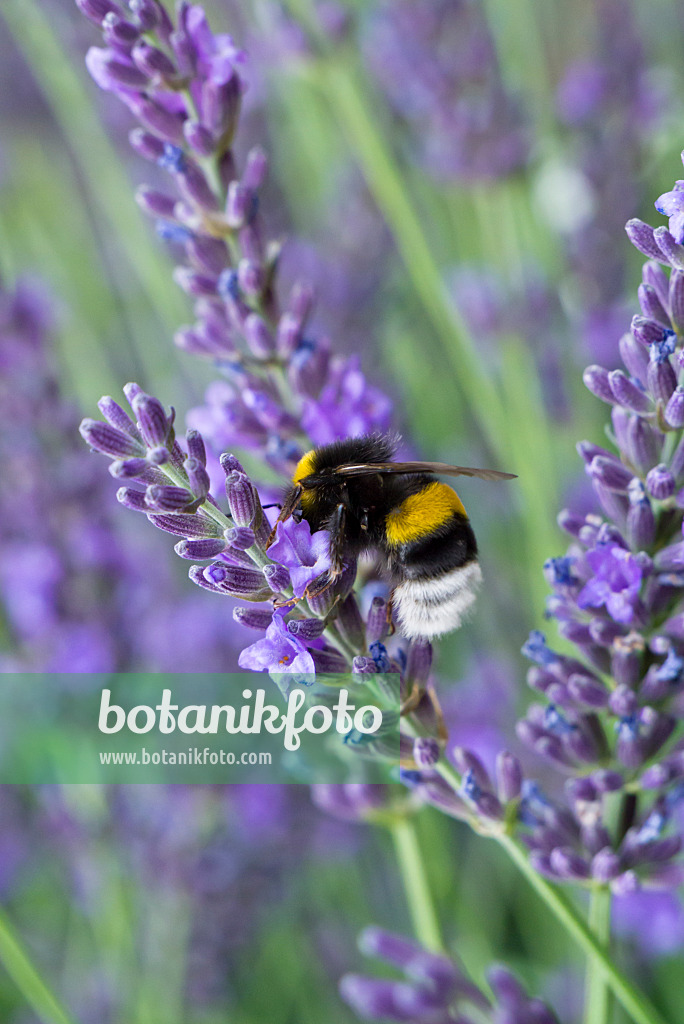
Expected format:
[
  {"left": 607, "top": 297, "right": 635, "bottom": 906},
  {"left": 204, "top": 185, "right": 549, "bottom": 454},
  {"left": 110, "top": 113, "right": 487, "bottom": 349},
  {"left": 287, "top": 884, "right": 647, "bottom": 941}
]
[{"left": 268, "top": 434, "right": 515, "bottom": 640}]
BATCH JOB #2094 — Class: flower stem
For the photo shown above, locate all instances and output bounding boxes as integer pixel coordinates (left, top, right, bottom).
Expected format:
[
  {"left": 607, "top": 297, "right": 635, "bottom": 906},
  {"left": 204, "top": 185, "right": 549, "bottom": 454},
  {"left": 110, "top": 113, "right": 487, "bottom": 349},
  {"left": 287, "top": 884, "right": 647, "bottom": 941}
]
[
  {"left": 583, "top": 886, "right": 613, "bottom": 1024},
  {"left": 0, "top": 907, "right": 78, "bottom": 1024},
  {"left": 495, "top": 834, "right": 665, "bottom": 1024},
  {"left": 389, "top": 816, "right": 444, "bottom": 954},
  {"left": 434, "top": 760, "right": 666, "bottom": 1024}
]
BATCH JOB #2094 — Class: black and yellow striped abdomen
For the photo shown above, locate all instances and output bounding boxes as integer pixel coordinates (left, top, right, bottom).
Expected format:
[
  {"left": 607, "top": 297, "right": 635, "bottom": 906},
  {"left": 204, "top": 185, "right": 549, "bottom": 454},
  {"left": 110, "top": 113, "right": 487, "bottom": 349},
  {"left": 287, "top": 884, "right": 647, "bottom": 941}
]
[{"left": 382, "top": 481, "right": 481, "bottom": 639}]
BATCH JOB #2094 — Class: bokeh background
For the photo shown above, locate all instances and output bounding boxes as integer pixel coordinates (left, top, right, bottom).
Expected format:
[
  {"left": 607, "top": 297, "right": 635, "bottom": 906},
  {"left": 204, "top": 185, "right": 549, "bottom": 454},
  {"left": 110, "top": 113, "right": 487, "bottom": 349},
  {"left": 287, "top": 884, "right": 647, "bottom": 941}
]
[{"left": 1, "top": 0, "right": 684, "bottom": 1021}]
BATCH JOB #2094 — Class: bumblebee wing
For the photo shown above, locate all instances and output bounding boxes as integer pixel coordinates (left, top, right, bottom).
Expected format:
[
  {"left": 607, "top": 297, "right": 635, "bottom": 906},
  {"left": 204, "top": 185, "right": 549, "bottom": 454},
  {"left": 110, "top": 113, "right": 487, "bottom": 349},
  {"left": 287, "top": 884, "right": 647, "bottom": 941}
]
[{"left": 331, "top": 461, "right": 517, "bottom": 482}]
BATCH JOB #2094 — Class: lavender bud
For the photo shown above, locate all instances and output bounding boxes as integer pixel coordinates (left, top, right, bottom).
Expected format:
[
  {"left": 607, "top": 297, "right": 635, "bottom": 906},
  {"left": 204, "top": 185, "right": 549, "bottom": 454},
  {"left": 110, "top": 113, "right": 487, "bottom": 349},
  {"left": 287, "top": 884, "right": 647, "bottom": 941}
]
[
  {"left": 243, "top": 313, "right": 275, "bottom": 358},
  {"left": 611, "top": 633, "right": 645, "bottom": 688},
  {"left": 413, "top": 737, "right": 440, "bottom": 769},
  {"left": 496, "top": 751, "right": 522, "bottom": 802},
  {"left": 173, "top": 268, "right": 218, "bottom": 296},
  {"left": 132, "top": 40, "right": 177, "bottom": 79},
  {"left": 336, "top": 594, "right": 365, "bottom": 648},
  {"left": 608, "top": 370, "right": 652, "bottom": 413},
  {"left": 619, "top": 332, "right": 649, "bottom": 381},
  {"left": 644, "top": 261, "right": 671, "bottom": 306},
  {"left": 130, "top": 390, "right": 171, "bottom": 447},
  {"left": 589, "top": 456, "right": 633, "bottom": 492},
  {"left": 583, "top": 365, "right": 615, "bottom": 404},
  {"left": 226, "top": 471, "right": 256, "bottom": 526},
  {"left": 224, "top": 526, "right": 255, "bottom": 550},
  {"left": 627, "top": 416, "right": 662, "bottom": 475},
  {"left": 647, "top": 464, "right": 676, "bottom": 499},
  {"left": 627, "top": 480, "right": 655, "bottom": 549},
  {"left": 219, "top": 452, "right": 246, "bottom": 476},
  {"left": 669, "top": 270, "right": 684, "bottom": 333},
  {"left": 80, "top": 418, "right": 144, "bottom": 457},
  {"left": 631, "top": 316, "right": 671, "bottom": 346},
  {"left": 109, "top": 457, "right": 152, "bottom": 479},
  {"left": 226, "top": 182, "right": 252, "bottom": 229},
  {"left": 287, "top": 618, "right": 326, "bottom": 641},
  {"left": 185, "top": 456, "right": 210, "bottom": 499},
  {"left": 549, "top": 847, "right": 590, "bottom": 880},
  {"left": 638, "top": 283, "right": 670, "bottom": 325},
  {"left": 202, "top": 562, "right": 271, "bottom": 598},
  {"left": 76, "top": 0, "right": 121, "bottom": 24},
  {"left": 263, "top": 563, "right": 291, "bottom": 593},
  {"left": 116, "top": 486, "right": 147, "bottom": 511},
  {"left": 127, "top": 94, "right": 184, "bottom": 143},
  {"left": 144, "top": 484, "right": 193, "bottom": 511},
  {"left": 654, "top": 226, "right": 684, "bottom": 269},
  {"left": 174, "top": 538, "right": 227, "bottom": 559},
  {"left": 626, "top": 218, "right": 667, "bottom": 261},
  {"left": 136, "top": 186, "right": 178, "bottom": 219},
  {"left": 97, "top": 395, "right": 139, "bottom": 436},
  {"left": 129, "top": 128, "right": 165, "bottom": 161},
  {"left": 665, "top": 386, "right": 684, "bottom": 428},
  {"left": 567, "top": 675, "right": 609, "bottom": 709},
  {"left": 202, "top": 74, "right": 241, "bottom": 138},
  {"left": 310, "top": 647, "right": 349, "bottom": 672},
  {"left": 232, "top": 606, "right": 273, "bottom": 630},
  {"left": 366, "top": 596, "right": 389, "bottom": 644},
  {"left": 591, "top": 769, "right": 624, "bottom": 792},
  {"left": 183, "top": 121, "right": 215, "bottom": 157},
  {"left": 86, "top": 47, "right": 148, "bottom": 90},
  {"left": 186, "top": 236, "right": 228, "bottom": 276},
  {"left": 647, "top": 353, "right": 677, "bottom": 406},
  {"left": 654, "top": 541, "right": 684, "bottom": 571},
  {"left": 591, "top": 849, "right": 622, "bottom": 882},
  {"left": 129, "top": 0, "right": 161, "bottom": 32},
  {"left": 148, "top": 512, "right": 219, "bottom": 538},
  {"left": 404, "top": 638, "right": 433, "bottom": 689}
]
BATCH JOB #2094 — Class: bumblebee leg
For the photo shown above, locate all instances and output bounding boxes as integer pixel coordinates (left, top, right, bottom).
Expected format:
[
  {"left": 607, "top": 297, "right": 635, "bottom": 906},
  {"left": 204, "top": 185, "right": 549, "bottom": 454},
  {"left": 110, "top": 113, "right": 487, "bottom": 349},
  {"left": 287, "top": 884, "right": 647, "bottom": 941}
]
[
  {"left": 328, "top": 503, "right": 347, "bottom": 577},
  {"left": 400, "top": 684, "right": 448, "bottom": 745},
  {"left": 385, "top": 588, "right": 396, "bottom": 636},
  {"left": 400, "top": 682, "right": 422, "bottom": 715},
  {"left": 265, "top": 485, "right": 302, "bottom": 549}
]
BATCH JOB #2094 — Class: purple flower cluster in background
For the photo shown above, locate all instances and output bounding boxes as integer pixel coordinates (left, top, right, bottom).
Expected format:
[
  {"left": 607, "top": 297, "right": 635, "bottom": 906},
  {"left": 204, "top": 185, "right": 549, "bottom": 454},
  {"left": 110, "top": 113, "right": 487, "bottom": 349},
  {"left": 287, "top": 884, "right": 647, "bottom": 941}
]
[
  {"left": 362, "top": 0, "right": 529, "bottom": 182},
  {"left": 0, "top": 276, "right": 242, "bottom": 673},
  {"left": 340, "top": 927, "right": 558, "bottom": 1024},
  {"left": 450, "top": 266, "right": 571, "bottom": 420}
]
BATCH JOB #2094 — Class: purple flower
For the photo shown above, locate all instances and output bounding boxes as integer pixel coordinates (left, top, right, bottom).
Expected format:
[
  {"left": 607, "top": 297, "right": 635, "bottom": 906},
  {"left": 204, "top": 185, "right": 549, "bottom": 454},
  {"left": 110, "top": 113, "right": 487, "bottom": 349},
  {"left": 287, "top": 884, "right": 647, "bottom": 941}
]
[
  {"left": 238, "top": 611, "right": 315, "bottom": 674},
  {"left": 655, "top": 181, "right": 684, "bottom": 244},
  {"left": 577, "top": 542, "right": 643, "bottom": 623},
  {"left": 301, "top": 356, "right": 394, "bottom": 446},
  {"left": 267, "top": 518, "right": 331, "bottom": 597}
]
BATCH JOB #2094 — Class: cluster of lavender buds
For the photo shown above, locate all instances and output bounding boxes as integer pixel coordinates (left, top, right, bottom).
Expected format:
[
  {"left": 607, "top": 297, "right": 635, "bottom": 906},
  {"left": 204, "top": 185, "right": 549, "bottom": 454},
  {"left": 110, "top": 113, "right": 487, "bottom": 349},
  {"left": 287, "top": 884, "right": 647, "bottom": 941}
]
[
  {"left": 556, "top": 0, "right": 661, "bottom": 365},
  {"left": 0, "top": 277, "right": 132, "bottom": 672},
  {"left": 340, "top": 928, "right": 558, "bottom": 1024},
  {"left": 78, "top": 0, "right": 392, "bottom": 478},
  {"left": 76, "top": 0, "right": 430, "bottom": 696},
  {"left": 504, "top": 160, "right": 684, "bottom": 893},
  {"left": 362, "top": 0, "right": 529, "bottom": 182}
]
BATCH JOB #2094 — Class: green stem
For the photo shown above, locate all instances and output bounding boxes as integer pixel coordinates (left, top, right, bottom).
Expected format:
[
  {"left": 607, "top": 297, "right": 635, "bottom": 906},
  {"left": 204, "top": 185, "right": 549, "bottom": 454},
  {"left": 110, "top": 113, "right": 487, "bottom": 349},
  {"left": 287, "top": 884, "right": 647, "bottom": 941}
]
[
  {"left": 584, "top": 886, "right": 613, "bottom": 1024},
  {"left": 0, "top": 907, "right": 79, "bottom": 1024},
  {"left": 434, "top": 761, "right": 666, "bottom": 1024},
  {"left": 497, "top": 836, "right": 664, "bottom": 1024},
  {"left": 389, "top": 817, "right": 444, "bottom": 953}
]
